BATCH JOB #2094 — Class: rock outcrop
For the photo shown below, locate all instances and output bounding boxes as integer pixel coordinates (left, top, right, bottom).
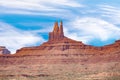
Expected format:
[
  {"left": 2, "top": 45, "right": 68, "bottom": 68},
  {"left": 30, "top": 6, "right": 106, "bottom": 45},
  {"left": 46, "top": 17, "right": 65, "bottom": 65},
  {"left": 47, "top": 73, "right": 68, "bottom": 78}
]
[
  {"left": 0, "top": 46, "right": 10, "bottom": 55},
  {"left": 15, "top": 21, "right": 87, "bottom": 55}
]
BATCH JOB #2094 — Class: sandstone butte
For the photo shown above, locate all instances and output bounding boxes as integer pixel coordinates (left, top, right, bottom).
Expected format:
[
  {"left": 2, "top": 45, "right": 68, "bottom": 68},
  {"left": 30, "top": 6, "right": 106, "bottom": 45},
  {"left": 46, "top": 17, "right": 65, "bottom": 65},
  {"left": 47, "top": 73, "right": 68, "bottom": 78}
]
[
  {"left": 14, "top": 21, "right": 120, "bottom": 56},
  {"left": 0, "top": 21, "right": 120, "bottom": 63}
]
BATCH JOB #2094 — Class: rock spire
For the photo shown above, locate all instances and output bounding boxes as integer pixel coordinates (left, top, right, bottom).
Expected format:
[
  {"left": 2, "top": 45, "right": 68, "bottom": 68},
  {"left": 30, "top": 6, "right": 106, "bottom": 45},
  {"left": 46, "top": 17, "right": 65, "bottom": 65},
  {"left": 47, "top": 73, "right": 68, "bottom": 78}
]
[{"left": 49, "top": 21, "right": 64, "bottom": 41}]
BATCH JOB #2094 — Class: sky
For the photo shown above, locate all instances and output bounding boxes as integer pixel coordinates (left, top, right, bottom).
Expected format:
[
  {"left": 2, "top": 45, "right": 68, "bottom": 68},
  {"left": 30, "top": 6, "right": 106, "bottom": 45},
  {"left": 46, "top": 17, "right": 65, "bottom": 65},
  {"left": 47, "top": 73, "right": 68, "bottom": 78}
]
[{"left": 0, "top": 0, "right": 120, "bottom": 53}]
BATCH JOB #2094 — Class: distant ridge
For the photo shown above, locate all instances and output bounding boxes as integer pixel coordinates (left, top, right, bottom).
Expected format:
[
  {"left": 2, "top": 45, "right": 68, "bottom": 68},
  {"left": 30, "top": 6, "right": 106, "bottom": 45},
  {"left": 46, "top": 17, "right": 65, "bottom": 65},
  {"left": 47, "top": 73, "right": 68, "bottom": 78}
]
[{"left": 0, "top": 46, "right": 10, "bottom": 55}]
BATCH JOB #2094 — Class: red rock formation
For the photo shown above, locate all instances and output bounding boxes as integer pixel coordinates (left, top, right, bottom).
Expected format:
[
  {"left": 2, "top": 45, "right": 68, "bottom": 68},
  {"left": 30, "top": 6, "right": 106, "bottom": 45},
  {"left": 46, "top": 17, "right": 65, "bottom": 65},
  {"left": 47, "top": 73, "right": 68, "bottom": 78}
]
[
  {"left": 12, "top": 21, "right": 120, "bottom": 58},
  {"left": 15, "top": 21, "right": 89, "bottom": 55},
  {"left": 49, "top": 21, "right": 64, "bottom": 41}
]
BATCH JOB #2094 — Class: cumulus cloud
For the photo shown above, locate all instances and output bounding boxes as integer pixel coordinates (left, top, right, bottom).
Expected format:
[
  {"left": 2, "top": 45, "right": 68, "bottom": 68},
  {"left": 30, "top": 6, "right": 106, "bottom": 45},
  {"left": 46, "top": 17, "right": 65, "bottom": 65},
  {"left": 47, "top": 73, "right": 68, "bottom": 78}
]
[
  {"left": 0, "top": 22, "right": 45, "bottom": 54},
  {"left": 65, "top": 17, "right": 120, "bottom": 44}
]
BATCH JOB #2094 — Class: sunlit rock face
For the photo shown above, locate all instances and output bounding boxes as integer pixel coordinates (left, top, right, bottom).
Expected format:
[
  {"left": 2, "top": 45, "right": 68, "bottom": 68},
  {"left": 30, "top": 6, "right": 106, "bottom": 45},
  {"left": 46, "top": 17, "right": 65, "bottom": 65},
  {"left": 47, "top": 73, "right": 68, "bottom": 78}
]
[{"left": 0, "top": 46, "right": 10, "bottom": 55}]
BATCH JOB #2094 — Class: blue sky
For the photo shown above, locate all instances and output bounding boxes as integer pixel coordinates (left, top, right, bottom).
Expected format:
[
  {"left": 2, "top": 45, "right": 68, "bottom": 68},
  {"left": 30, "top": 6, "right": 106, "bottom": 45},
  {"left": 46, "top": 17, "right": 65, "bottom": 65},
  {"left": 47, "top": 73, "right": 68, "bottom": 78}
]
[{"left": 0, "top": 0, "right": 120, "bottom": 53}]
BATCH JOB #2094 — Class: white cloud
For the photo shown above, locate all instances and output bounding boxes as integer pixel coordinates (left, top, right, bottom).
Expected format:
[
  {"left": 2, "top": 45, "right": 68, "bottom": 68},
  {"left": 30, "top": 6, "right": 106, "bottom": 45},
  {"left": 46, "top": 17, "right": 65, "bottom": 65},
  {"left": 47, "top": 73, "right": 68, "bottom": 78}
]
[
  {"left": 64, "top": 17, "right": 120, "bottom": 44},
  {"left": 0, "top": 22, "right": 45, "bottom": 54},
  {"left": 0, "top": 0, "right": 82, "bottom": 8},
  {"left": 99, "top": 4, "right": 120, "bottom": 25},
  {"left": 1, "top": 1, "right": 120, "bottom": 48},
  {"left": 0, "top": 0, "right": 83, "bottom": 16}
]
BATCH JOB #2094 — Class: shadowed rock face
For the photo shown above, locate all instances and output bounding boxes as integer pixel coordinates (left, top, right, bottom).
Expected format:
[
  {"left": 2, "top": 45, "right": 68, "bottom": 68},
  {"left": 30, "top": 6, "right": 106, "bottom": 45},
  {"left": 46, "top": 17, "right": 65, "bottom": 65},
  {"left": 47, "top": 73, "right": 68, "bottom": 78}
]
[{"left": 0, "top": 46, "right": 10, "bottom": 55}]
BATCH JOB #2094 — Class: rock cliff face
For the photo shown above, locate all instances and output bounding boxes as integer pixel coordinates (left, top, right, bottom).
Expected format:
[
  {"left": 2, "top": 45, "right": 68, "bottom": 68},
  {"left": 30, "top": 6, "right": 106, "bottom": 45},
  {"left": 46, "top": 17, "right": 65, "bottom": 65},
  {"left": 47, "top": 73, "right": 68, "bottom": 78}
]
[{"left": 0, "top": 46, "right": 10, "bottom": 55}]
